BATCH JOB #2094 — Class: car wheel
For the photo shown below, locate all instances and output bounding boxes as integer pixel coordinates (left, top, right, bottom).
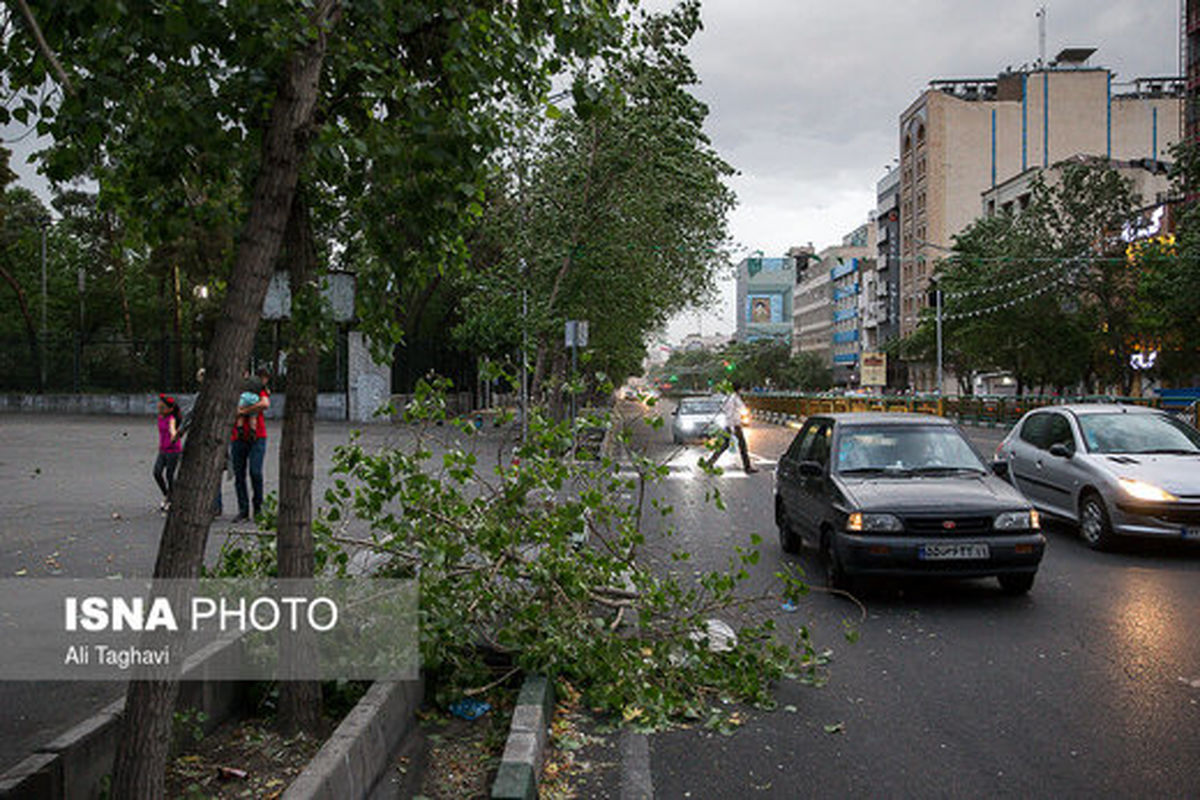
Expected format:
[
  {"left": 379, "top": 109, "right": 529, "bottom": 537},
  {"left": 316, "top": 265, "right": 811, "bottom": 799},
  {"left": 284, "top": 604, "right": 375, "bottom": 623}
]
[
  {"left": 776, "top": 497, "right": 801, "bottom": 555},
  {"left": 1079, "top": 492, "right": 1116, "bottom": 551},
  {"left": 822, "top": 530, "right": 854, "bottom": 592},
  {"left": 672, "top": 433, "right": 682, "bottom": 445},
  {"left": 998, "top": 572, "right": 1035, "bottom": 595}
]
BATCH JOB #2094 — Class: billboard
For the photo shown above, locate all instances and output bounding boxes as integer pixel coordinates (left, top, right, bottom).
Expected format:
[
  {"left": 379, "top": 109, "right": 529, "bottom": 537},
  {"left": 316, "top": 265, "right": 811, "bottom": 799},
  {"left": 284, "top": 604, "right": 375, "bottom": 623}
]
[
  {"left": 861, "top": 351, "right": 887, "bottom": 386},
  {"left": 750, "top": 296, "right": 773, "bottom": 323}
]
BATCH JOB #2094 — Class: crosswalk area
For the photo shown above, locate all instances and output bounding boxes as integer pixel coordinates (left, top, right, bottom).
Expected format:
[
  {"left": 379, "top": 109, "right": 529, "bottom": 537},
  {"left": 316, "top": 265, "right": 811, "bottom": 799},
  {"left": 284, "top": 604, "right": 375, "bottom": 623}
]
[{"left": 614, "top": 447, "right": 776, "bottom": 481}]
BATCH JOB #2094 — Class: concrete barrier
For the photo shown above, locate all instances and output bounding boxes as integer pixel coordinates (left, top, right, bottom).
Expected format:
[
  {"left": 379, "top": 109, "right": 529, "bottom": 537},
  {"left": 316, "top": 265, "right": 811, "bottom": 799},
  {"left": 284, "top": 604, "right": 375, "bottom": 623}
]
[
  {"left": 0, "top": 636, "right": 248, "bottom": 799},
  {"left": 491, "top": 676, "right": 554, "bottom": 800},
  {"left": 282, "top": 678, "right": 424, "bottom": 800}
]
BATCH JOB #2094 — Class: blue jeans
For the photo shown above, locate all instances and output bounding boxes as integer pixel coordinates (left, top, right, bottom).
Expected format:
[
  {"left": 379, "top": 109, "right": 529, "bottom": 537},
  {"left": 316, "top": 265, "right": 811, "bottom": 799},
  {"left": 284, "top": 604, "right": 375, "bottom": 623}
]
[{"left": 231, "top": 438, "right": 266, "bottom": 517}]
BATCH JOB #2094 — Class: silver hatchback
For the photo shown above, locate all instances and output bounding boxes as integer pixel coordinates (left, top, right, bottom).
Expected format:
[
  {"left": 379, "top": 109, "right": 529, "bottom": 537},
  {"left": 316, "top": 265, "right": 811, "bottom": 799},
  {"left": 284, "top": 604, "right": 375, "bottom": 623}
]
[{"left": 994, "top": 404, "right": 1200, "bottom": 549}]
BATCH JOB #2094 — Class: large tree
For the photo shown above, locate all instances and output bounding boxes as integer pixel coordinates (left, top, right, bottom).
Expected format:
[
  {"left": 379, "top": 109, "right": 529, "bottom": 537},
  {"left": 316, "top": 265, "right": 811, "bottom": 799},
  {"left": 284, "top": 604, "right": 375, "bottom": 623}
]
[
  {"left": 4, "top": 0, "right": 627, "bottom": 794},
  {"left": 902, "top": 159, "right": 1154, "bottom": 394},
  {"left": 455, "top": 1, "right": 736, "bottom": 407}
]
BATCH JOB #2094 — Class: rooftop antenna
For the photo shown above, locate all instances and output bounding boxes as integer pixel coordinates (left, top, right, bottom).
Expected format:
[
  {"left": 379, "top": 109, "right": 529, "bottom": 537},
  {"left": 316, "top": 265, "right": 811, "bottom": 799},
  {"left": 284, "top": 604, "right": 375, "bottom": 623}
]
[{"left": 1036, "top": 6, "right": 1046, "bottom": 68}]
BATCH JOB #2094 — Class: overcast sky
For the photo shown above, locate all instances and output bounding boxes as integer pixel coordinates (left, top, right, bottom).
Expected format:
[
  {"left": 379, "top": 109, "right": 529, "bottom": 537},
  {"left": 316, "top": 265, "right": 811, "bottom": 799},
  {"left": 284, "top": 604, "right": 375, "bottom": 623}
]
[
  {"left": 3, "top": 1, "right": 1181, "bottom": 345},
  {"left": 662, "top": 0, "right": 1180, "bottom": 341}
]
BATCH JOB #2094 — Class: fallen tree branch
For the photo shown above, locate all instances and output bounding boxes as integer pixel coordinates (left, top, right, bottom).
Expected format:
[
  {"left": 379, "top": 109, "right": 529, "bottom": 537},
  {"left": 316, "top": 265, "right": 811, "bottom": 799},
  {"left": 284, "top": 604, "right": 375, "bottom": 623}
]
[{"left": 463, "top": 666, "right": 519, "bottom": 697}]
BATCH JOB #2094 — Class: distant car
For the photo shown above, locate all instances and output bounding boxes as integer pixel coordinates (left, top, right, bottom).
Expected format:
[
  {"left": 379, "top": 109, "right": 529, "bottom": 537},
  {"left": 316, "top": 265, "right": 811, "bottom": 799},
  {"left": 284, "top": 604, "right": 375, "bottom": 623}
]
[
  {"left": 671, "top": 396, "right": 726, "bottom": 444},
  {"left": 775, "top": 413, "right": 1045, "bottom": 594},
  {"left": 993, "top": 404, "right": 1200, "bottom": 550}
]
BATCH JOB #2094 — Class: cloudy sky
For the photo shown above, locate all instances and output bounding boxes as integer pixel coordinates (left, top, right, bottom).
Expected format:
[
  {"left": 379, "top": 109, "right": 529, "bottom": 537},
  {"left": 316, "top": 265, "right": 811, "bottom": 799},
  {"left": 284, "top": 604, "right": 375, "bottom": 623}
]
[
  {"left": 662, "top": 0, "right": 1180, "bottom": 341},
  {"left": 3, "top": 1, "right": 1181, "bottom": 345}
]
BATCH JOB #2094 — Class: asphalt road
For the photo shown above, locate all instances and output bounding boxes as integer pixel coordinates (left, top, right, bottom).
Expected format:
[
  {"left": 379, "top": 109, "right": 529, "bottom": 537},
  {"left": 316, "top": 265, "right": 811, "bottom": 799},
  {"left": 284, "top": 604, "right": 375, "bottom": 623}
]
[
  {"left": 619, "top": 399, "right": 1200, "bottom": 799},
  {"left": 4, "top": 408, "right": 1199, "bottom": 798}
]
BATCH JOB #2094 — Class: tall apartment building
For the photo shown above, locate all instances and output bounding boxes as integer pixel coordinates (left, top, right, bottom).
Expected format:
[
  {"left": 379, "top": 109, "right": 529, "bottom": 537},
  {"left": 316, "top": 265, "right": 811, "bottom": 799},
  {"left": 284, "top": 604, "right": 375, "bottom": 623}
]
[
  {"left": 897, "top": 51, "right": 1183, "bottom": 361},
  {"left": 794, "top": 229, "right": 873, "bottom": 379},
  {"left": 734, "top": 255, "right": 794, "bottom": 344},
  {"left": 793, "top": 256, "right": 831, "bottom": 365},
  {"left": 865, "top": 169, "right": 902, "bottom": 359}
]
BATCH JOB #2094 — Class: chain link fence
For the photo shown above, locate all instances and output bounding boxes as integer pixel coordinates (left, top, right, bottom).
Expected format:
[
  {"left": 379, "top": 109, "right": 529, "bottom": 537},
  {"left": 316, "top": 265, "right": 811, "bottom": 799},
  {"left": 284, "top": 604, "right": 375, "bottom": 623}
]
[{"left": 0, "top": 330, "right": 349, "bottom": 395}]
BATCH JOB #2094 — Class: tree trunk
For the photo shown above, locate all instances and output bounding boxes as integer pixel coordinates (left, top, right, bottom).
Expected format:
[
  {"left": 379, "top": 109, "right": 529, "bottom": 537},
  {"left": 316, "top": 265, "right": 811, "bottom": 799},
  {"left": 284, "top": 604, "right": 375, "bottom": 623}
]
[
  {"left": 109, "top": 5, "right": 335, "bottom": 796},
  {"left": 276, "top": 189, "right": 322, "bottom": 734}
]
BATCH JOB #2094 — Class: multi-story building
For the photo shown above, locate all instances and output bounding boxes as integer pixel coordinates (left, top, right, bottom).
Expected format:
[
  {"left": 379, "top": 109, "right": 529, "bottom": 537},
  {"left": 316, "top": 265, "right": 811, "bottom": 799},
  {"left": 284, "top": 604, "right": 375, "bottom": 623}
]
[
  {"left": 897, "top": 49, "right": 1183, "bottom": 389},
  {"left": 794, "top": 229, "right": 872, "bottom": 382},
  {"left": 793, "top": 256, "right": 831, "bottom": 365},
  {"left": 734, "top": 255, "right": 794, "bottom": 344},
  {"left": 828, "top": 225, "right": 874, "bottom": 385},
  {"left": 981, "top": 155, "right": 1174, "bottom": 218},
  {"left": 865, "top": 168, "right": 902, "bottom": 363}
]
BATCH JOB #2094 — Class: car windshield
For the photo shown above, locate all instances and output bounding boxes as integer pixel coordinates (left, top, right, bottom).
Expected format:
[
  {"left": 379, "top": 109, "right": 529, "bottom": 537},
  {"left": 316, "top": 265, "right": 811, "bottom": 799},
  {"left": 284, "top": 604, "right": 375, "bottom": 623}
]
[
  {"left": 679, "top": 399, "right": 722, "bottom": 414},
  {"left": 1076, "top": 413, "right": 1200, "bottom": 454},
  {"left": 835, "top": 425, "right": 986, "bottom": 474}
]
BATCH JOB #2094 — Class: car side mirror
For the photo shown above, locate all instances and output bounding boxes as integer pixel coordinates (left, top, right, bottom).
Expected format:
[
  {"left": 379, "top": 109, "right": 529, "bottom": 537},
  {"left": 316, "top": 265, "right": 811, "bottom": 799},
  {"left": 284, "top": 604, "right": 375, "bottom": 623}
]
[
  {"left": 991, "top": 460, "right": 1009, "bottom": 477},
  {"left": 1048, "top": 443, "right": 1074, "bottom": 459},
  {"left": 798, "top": 461, "right": 824, "bottom": 478}
]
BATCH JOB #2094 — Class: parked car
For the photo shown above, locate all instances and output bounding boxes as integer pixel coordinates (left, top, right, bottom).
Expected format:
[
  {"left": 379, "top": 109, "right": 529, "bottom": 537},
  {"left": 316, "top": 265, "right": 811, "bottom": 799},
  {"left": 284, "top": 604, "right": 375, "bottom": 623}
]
[
  {"left": 671, "top": 395, "right": 726, "bottom": 444},
  {"left": 993, "top": 404, "right": 1200, "bottom": 550},
  {"left": 775, "top": 413, "right": 1044, "bottom": 594}
]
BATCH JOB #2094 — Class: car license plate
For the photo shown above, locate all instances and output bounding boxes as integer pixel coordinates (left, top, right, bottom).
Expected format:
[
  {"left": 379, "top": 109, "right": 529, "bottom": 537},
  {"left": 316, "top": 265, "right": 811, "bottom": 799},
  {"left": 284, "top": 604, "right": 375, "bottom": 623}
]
[
  {"left": 1182, "top": 527, "right": 1200, "bottom": 541},
  {"left": 919, "top": 543, "right": 990, "bottom": 560}
]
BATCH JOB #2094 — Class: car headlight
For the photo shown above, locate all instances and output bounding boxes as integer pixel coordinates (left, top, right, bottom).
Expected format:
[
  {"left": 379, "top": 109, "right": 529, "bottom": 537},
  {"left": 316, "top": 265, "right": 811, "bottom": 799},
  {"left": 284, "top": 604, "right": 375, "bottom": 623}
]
[
  {"left": 1118, "top": 477, "right": 1178, "bottom": 502},
  {"left": 846, "top": 512, "right": 903, "bottom": 532},
  {"left": 994, "top": 510, "right": 1040, "bottom": 530}
]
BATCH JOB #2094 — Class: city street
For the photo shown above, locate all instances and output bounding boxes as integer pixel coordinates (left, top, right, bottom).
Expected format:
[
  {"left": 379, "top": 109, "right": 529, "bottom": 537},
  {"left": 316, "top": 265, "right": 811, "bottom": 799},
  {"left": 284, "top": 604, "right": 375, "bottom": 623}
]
[
  {"left": 617, "top": 399, "right": 1200, "bottom": 798},
  {"left": 3, "top": 408, "right": 1200, "bottom": 797}
]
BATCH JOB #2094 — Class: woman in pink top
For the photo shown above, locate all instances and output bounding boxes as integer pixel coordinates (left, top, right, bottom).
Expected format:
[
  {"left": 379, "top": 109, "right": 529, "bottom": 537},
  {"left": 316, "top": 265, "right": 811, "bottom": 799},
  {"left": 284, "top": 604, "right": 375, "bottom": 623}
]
[{"left": 154, "top": 394, "right": 184, "bottom": 511}]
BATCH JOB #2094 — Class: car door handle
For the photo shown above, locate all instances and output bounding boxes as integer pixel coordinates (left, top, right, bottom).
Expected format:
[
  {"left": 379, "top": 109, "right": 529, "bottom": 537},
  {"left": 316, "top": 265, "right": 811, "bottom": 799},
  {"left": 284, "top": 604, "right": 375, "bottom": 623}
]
[{"left": 1035, "top": 460, "right": 1043, "bottom": 469}]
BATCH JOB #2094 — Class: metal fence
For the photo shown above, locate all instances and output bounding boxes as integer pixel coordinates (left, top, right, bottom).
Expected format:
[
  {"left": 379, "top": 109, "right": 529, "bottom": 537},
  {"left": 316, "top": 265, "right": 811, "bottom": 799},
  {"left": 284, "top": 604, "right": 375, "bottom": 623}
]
[
  {"left": 0, "top": 331, "right": 350, "bottom": 395},
  {"left": 742, "top": 392, "right": 1200, "bottom": 429}
]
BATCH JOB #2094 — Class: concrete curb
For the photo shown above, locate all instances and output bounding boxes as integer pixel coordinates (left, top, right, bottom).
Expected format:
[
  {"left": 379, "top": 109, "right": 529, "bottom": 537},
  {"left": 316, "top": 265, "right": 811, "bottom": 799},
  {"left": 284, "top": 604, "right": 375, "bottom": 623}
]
[
  {"left": 282, "top": 677, "right": 424, "bottom": 800},
  {"left": 0, "top": 636, "right": 248, "bottom": 799},
  {"left": 491, "top": 676, "right": 554, "bottom": 800}
]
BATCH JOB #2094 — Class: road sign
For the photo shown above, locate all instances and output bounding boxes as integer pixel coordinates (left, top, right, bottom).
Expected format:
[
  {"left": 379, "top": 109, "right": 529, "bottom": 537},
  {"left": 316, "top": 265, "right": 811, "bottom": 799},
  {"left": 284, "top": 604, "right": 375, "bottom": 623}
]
[{"left": 565, "top": 320, "right": 589, "bottom": 347}]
